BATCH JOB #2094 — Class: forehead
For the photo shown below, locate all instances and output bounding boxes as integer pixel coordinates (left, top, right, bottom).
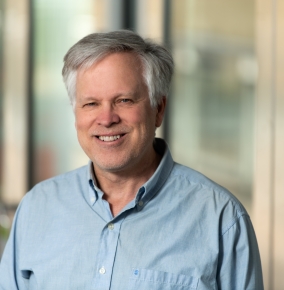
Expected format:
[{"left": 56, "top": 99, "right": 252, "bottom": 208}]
[
  {"left": 76, "top": 52, "right": 147, "bottom": 97},
  {"left": 78, "top": 52, "right": 143, "bottom": 80}
]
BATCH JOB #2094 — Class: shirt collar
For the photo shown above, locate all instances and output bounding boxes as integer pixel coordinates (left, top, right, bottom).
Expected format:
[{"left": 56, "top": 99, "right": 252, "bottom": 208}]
[
  {"left": 138, "top": 138, "right": 174, "bottom": 206},
  {"left": 87, "top": 138, "right": 174, "bottom": 207}
]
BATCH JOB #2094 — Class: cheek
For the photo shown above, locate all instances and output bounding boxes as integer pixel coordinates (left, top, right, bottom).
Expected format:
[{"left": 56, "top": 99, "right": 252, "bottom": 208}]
[
  {"left": 130, "top": 105, "right": 156, "bottom": 123},
  {"left": 133, "top": 110, "right": 157, "bottom": 134},
  {"left": 75, "top": 112, "right": 94, "bottom": 132}
]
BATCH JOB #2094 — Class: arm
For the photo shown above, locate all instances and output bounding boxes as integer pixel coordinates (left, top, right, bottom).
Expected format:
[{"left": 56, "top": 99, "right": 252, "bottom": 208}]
[{"left": 217, "top": 214, "right": 264, "bottom": 290}]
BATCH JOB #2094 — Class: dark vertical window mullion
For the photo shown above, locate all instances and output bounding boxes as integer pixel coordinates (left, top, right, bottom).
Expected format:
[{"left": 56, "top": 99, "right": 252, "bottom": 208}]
[{"left": 122, "top": 0, "right": 136, "bottom": 30}]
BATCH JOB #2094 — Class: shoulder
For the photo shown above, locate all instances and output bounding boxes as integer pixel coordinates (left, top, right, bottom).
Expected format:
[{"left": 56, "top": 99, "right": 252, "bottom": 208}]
[
  {"left": 8, "top": 165, "right": 91, "bottom": 260},
  {"left": 170, "top": 162, "right": 243, "bottom": 204},
  {"left": 167, "top": 162, "right": 249, "bottom": 233},
  {"left": 32, "top": 164, "right": 87, "bottom": 191},
  {"left": 20, "top": 165, "right": 89, "bottom": 210}
]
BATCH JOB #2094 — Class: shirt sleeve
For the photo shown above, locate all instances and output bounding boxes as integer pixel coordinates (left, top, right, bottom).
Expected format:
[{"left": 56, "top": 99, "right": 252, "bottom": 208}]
[
  {"left": 0, "top": 202, "right": 27, "bottom": 290},
  {"left": 216, "top": 214, "right": 264, "bottom": 290}
]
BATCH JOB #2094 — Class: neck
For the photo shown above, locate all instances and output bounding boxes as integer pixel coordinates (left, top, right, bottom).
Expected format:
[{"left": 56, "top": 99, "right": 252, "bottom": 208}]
[{"left": 93, "top": 149, "right": 161, "bottom": 217}]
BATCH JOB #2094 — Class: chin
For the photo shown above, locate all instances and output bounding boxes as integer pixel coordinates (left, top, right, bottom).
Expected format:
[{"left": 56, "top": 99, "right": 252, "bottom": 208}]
[
  {"left": 93, "top": 158, "right": 132, "bottom": 173},
  {"left": 90, "top": 151, "right": 142, "bottom": 173}
]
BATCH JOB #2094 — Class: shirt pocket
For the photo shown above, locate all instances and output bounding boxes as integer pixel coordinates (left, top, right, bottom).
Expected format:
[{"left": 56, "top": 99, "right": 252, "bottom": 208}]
[{"left": 129, "top": 268, "right": 199, "bottom": 290}]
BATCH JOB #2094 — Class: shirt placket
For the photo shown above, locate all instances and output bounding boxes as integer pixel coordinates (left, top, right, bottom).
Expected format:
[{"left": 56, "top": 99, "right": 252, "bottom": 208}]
[{"left": 93, "top": 219, "right": 123, "bottom": 290}]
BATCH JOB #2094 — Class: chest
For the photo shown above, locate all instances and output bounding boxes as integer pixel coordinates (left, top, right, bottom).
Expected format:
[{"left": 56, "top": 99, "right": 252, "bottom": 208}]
[{"left": 19, "top": 203, "right": 220, "bottom": 290}]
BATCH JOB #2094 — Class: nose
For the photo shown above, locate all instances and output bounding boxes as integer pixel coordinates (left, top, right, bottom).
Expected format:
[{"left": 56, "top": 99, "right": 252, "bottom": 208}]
[{"left": 96, "top": 104, "right": 120, "bottom": 127}]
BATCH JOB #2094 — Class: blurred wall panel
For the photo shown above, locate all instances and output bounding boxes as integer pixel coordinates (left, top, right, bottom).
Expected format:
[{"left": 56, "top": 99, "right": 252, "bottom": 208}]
[
  {"left": 2, "top": 0, "right": 29, "bottom": 204},
  {"left": 254, "top": 2, "right": 274, "bottom": 288},
  {"left": 273, "top": 0, "right": 284, "bottom": 287},
  {"left": 136, "top": 0, "right": 164, "bottom": 42},
  {"left": 254, "top": 0, "right": 284, "bottom": 288}
]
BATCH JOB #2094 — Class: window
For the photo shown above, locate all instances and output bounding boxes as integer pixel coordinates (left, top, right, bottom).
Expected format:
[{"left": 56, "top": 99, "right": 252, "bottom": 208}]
[{"left": 170, "top": 0, "right": 256, "bottom": 213}]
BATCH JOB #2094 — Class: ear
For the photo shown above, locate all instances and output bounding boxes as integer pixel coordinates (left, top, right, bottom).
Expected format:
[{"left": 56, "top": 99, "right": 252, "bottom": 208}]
[{"left": 155, "top": 96, "right": 167, "bottom": 127}]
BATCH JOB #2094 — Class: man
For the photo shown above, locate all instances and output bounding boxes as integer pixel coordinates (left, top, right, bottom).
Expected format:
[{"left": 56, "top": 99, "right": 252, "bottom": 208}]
[{"left": 0, "top": 30, "right": 263, "bottom": 289}]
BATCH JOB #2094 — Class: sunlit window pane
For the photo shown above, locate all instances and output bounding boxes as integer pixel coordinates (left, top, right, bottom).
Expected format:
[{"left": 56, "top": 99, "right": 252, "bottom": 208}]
[
  {"left": 170, "top": 0, "right": 256, "bottom": 213},
  {"left": 32, "top": 0, "right": 111, "bottom": 184}
]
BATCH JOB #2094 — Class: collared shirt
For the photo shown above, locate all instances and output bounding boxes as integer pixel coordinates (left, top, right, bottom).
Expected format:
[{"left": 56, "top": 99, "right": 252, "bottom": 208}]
[{"left": 0, "top": 139, "right": 263, "bottom": 290}]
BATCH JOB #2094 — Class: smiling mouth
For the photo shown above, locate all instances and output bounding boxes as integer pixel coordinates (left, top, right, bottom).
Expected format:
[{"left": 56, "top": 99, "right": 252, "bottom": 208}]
[{"left": 97, "top": 135, "right": 122, "bottom": 142}]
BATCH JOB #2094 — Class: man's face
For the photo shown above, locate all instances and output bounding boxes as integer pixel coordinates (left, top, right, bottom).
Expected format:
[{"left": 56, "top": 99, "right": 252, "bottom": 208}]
[{"left": 75, "top": 52, "right": 165, "bottom": 174}]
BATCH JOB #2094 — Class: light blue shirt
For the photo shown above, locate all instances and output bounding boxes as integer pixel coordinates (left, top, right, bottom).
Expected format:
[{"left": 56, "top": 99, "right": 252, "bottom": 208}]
[{"left": 0, "top": 139, "right": 263, "bottom": 289}]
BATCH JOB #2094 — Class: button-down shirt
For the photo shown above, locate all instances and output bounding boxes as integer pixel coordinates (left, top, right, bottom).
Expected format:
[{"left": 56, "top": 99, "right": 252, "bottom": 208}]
[{"left": 0, "top": 139, "right": 263, "bottom": 289}]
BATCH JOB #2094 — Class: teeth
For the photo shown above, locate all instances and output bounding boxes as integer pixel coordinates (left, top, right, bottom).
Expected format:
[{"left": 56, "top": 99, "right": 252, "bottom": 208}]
[{"left": 99, "top": 135, "right": 121, "bottom": 142}]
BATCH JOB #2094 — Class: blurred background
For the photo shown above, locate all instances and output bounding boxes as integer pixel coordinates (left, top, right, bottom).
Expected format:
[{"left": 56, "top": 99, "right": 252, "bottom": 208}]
[{"left": 0, "top": 0, "right": 283, "bottom": 289}]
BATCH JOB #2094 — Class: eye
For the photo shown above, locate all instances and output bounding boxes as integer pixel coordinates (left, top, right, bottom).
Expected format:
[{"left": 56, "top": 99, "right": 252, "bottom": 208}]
[
  {"left": 84, "top": 102, "right": 97, "bottom": 107},
  {"left": 118, "top": 98, "right": 133, "bottom": 104}
]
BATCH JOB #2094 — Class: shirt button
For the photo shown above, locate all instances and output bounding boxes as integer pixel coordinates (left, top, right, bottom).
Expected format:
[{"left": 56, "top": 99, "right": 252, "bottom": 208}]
[
  {"left": 99, "top": 267, "right": 106, "bottom": 274},
  {"left": 108, "top": 223, "right": 114, "bottom": 230},
  {"left": 138, "top": 201, "right": 144, "bottom": 206}
]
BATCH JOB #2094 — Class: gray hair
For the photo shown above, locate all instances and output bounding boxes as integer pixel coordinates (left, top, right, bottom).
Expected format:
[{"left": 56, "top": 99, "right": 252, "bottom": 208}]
[{"left": 62, "top": 30, "right": 174, "bottom": 108}]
